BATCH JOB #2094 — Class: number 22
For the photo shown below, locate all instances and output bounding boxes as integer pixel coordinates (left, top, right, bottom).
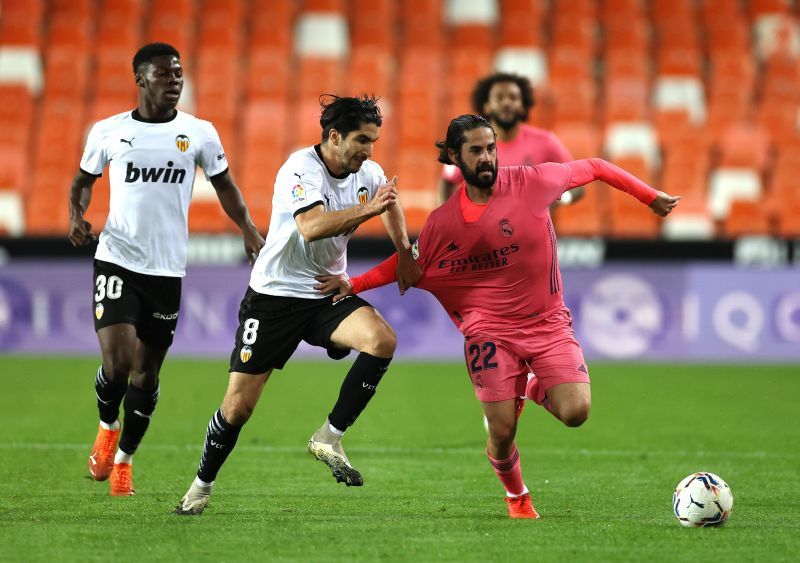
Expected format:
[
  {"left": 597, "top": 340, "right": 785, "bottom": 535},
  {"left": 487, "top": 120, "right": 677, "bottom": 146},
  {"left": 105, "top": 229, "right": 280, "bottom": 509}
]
[{"left": 468, "top": 341, "right": 498, "bottom": 373}]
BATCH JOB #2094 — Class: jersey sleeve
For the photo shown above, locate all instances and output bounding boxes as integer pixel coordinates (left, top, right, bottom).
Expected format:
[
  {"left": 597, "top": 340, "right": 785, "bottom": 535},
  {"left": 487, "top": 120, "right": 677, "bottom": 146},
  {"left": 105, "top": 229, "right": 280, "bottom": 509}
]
[
  {"left": 519, "top": 162, "right": 574, "bottom": 211},
  {"left": 277, "top": 158, "right": 325, "bottom": 217},
  {"left": 196, "top": 121, "right": 229, "bottom": 179},
  {"left": 79, "top": 122, "right": 109, "bottom": 176}
]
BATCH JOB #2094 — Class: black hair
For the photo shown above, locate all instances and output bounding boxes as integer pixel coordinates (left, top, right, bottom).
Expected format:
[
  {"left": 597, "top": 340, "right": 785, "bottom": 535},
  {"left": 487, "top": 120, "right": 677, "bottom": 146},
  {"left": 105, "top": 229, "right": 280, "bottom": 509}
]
[
  {"left": 470, "top": 72, "right": 535, "bottom": 120},
  {"left": 319, "top": 94, "right": 382, "bottom": 143},
  {"left": 132, "top": 42, "right": 181, "bottom": 73},
  {"left": 435, "top": 114, "right": 495, "bottom": 164}
]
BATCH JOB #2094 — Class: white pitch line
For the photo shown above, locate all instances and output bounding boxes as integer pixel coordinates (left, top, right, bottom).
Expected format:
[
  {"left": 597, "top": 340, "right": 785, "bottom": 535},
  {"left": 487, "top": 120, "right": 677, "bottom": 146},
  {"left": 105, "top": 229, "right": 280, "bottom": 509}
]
[{"left": 0, "top": 442, "right": 796, "bottom": 460}]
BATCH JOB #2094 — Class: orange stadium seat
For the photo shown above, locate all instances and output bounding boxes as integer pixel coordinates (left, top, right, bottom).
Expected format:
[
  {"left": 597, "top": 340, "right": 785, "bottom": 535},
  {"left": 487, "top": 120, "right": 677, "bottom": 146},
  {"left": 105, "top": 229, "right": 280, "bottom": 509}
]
[
  {"left": 553, "top": 181, "right": 606, "bottom": 237},
  {"left": 717, "top": 123, "right": 771, "bottom": 170},
  {"left": 776, "top": 200, "right": 800, "bottom": 238},
  {"left": 296, "top": 58, "right": 345, "bottom": 101},
  {"left": 722, "top": 200, "right": 771, "bottom": 237},
  {"left": 247, "top": 49, "right": 291, "bottom": 102},
  {"left": 607, "top": 157, "right": 660, "bottom": 238},
  {"left": 46, "top": 16, "right": 93, "bottom": 50}
]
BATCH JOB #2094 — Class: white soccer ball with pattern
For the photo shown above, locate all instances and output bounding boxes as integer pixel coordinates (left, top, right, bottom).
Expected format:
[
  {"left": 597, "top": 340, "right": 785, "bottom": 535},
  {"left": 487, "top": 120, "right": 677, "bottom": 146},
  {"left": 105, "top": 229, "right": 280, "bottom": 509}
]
[{"left": 673, "top": 472, "right": 733, "bottom": 527}]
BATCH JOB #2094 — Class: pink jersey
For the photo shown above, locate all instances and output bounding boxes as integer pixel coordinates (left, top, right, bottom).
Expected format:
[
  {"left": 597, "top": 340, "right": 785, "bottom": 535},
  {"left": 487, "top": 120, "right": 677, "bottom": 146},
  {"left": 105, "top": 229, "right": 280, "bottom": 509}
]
[
  {"left": 416, "top": 161, "right": 656, "bottom": 337},
  {"left": 441, "top": 124, "right": 572, "bottom": 184}
]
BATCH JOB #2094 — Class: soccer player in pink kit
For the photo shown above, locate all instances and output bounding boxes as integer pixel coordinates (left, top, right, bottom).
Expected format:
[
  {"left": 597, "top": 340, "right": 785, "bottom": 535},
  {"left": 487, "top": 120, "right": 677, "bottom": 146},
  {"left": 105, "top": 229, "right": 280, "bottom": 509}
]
[
  {"left": 315, "top": 115, "right": 680, "bottom": 519},
  {"left": 439, "top": 72, "right": 584, "bottom": 206}
]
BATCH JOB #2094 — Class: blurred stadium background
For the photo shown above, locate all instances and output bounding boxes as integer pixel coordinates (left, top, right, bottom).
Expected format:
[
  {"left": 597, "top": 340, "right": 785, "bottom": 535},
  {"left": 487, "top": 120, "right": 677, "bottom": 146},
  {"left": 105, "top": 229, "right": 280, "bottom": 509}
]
[{"left": 0, "top": 0, "right": 798, "bottom": 363}]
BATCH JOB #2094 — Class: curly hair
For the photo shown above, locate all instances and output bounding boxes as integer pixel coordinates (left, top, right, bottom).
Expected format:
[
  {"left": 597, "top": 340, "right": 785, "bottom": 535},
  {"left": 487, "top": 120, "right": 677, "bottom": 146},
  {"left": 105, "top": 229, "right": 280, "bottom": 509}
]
[
  {"left": 435, "top": 114, "right": 495, "bottom": 164},
  {"left": 319, "top": 94, "right": 383, "bottom": 143},
  {"left": 132, "top": 42, "right": 180, "bottom": 73},
  {"left": 470, "top": 72, "right": 535, "bottom": 120}
]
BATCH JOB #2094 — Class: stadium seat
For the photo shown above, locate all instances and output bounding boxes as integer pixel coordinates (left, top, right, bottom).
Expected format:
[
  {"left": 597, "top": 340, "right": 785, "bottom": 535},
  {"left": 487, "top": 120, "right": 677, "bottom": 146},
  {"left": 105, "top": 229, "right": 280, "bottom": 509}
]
[
  {"left": 603, "top": 122, "right": 661, "bottom": 171},
  {"left": 493, "top": 48, "right": 548, "bottom": 87},
  {"left": 607, "top": 157, "right": 660, "bottom": 238},
  {"left": 294, "top": 11, "right": 349, "bottom": 58},
  {"left": 753, "top": 14, "right": 800, "bottom": 60},
  {"left": 444, "top": 0, "right": 498, "bottom": 26},
  {"left": 0, "top": 190, "right": 25, "bottom": 236},
  {"left": 717, "top": 123, "right": 770, "bottom": 170},
  {"left": 0, "top": 46, "right": 43, "bottom": 94},
  {"left": 652, "top": 76, "right": 706, "bottom": 125},
  {"left": 661, "top": 194, "right": 714, "bottom": 240},
  {"left": 707, "top": 168, "right": 762, "bottom": 220},
  {"left": 553, "top": 181, "right": 606, "bottom": 237},
  {"left": 722, "top": 200, "right": 771, "bottom": 238},
  {"left": 776, "top": 200, "right": 800, "bottom": 238}
]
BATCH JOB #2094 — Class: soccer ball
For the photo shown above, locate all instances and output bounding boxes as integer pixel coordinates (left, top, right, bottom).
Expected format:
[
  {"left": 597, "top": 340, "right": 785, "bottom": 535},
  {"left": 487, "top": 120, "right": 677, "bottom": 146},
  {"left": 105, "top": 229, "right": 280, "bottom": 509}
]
[{"left": 673, "top": 472, "right": 733, "bottom": 527}]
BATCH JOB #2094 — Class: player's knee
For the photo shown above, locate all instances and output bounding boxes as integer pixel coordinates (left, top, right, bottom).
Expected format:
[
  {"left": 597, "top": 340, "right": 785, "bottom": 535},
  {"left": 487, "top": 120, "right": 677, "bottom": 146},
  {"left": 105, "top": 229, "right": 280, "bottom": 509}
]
[
  {"left": 222, "top": 395, "right": 256, "bottom": 426},
  {"left": 363, "top": 324, "right": 396, "bottom": 357},
  {"left": 487, "top": 419, "right": 516, "bottom": 447},
  {"left": 558, "top": 399, "right": 591, "bottom": 428},
  {"left": 103, "top": 357, "right": 133, "bottom": 383}
]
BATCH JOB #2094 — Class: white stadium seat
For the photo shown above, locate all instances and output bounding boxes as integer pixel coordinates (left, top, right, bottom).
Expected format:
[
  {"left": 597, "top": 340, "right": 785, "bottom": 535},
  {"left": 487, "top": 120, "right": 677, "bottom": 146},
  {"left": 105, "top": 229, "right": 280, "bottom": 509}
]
[
  {"left": 708, "top": 167, "right": 762, "bottom": 220},
  {"left": 603, "top": 121, "right": 661, "bottom": 171},
  {"left": 0, "top": 190, "right": 25, "bottom": 236},
  {"left": 653, "top": 76, "right": 706, "bottom": 124},
  {"left": 0, "top": 47, "right": 43, "bottom": 94},
  {"left": 445, "top": 0, "right": 498, "bottom": 25},
  {"left": 493, "top": 47, "right": 549, "bottom": 87},
  {"left": 294, "top": 13, "right": 349, "bottom": 58}
]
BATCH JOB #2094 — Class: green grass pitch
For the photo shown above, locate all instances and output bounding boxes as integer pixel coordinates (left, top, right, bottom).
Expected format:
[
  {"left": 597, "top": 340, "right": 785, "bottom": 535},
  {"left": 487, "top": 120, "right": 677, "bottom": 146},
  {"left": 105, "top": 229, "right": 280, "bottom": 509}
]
[{"left": 0, "top": 357, "right": 798, "bottom": 562}]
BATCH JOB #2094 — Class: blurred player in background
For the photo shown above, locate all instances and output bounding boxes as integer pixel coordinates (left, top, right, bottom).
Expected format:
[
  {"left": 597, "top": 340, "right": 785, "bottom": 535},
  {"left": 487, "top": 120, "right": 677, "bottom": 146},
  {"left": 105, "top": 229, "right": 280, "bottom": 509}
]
[
  {"left": 68, "top": 43, "right": 265, "bottom": 496},
  {"left": 316, "top": 115, "right": 680, "bottom": 519},
  {"left": 439, "top": 72, "right": 584, "bottom": 207},
  {"left": 176, "top": 95, "right": 421, "bottom": 515}
]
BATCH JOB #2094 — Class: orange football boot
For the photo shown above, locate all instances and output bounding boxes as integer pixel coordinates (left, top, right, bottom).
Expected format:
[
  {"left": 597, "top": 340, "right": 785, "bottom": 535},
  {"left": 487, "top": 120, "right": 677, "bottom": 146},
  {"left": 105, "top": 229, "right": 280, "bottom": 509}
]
[
  {"left": 88, "top": 423, "right": 120, "bottom": 481},
  {"left": 505, "top": 492, "right": 540, "bottom": 519},
  {"left": 110, "top": 463, "right": 135, "bottom": 496}
]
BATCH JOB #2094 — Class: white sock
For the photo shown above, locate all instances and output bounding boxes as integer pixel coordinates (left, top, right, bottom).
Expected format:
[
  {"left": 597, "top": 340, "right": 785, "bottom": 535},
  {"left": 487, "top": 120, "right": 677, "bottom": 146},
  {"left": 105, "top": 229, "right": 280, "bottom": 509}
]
[
  {"left": 114, "top": 449, "right": 132, "bottom": 464},
  {"left": 100, "top": 420, "right": 120, "bottom": 431},
  {"left": 328, "top": 423, "right": 345, "bottom": 437},
  {"left": 194, "top": 476, "right": 213, "bottom": 488},
  {"left": 506, "top": 485, "right": 530, "bottom": 498}
]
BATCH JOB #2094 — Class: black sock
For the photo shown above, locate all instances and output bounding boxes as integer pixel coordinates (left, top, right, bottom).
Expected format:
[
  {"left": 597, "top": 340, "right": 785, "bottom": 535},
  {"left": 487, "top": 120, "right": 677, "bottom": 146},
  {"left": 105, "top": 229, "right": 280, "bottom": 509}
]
[
  {"left": 118, "top": 384, "right": 160, "bottom": 455},
  {"left": 197, "top": 409, "right": 242, "bottom": 483},
  {"left": 328, "top": 353, "right": 391, "bottom": 431},
  {"left": 95, "top": 365, "right": 127, "bottom": 425}
]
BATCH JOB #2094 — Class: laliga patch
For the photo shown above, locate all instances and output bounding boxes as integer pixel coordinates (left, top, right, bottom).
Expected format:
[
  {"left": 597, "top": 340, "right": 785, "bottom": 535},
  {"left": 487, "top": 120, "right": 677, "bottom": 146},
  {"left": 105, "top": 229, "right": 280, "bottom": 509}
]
[
  {"left": 291, "top": 183, "right": 306, "bottom": 203},
  {"left": 239, "top": 345, "right": 253, "bottom": 363},
  {"left": 95, "top": 303, "right": 104, "bottom": 320},
  {"left": 175, "top": 134, "right": 190, "bottom": 152}
]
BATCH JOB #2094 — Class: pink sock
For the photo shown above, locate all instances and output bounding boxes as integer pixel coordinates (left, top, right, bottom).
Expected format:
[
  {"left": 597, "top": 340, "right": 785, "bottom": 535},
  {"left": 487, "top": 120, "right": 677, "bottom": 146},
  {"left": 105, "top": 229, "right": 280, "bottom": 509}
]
[{"left": 487, "top": 446, "right": 526, "bottom": 496}]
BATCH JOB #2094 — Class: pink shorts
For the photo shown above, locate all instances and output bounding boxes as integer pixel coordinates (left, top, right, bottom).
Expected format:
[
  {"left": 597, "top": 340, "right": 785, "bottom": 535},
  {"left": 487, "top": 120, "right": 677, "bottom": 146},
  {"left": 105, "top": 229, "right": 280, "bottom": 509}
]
[{"left": 463, "top": 307, "right": 590, "bottom": 403}]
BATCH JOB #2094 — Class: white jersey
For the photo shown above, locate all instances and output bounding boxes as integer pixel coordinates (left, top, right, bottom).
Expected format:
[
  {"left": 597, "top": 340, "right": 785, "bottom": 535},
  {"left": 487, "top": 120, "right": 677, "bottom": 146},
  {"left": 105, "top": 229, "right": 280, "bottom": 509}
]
[
  {"left": 80, "top": 110, "right": 228, "bottom": 277},
  {"left": 249, "top": 146, "right": 386, "bottom": 298}
]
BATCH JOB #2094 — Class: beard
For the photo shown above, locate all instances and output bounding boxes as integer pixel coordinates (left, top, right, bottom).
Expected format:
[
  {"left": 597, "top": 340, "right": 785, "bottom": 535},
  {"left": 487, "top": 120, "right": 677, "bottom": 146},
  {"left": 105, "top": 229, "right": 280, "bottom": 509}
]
[
  {"left": 487, "top": 110, "right": 523, "bottom": 132},
  {"left": 459, "top": 160, "right": 498, "bottom": 189}
]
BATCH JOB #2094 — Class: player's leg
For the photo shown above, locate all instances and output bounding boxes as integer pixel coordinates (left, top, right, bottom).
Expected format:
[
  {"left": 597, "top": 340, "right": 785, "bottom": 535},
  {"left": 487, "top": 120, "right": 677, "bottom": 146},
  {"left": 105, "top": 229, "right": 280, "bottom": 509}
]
[
  {"left": 175, "top": 370, "right": 271, "bottom": 515},
  {"left": 306, "top": 301, "right": 396, "bottom": 486},
  {"left": 543, "top": 382, "right": 591, "bottom": 427},
  {"left": 88, "top": 261, "right": 143, "bottom": 481},
  {"left": 107, "top": 341, "right": 168, "bottom": 496},
  {"left": 465, "top": 335, "right": 539, "bottom": 518},
  {"left": 177, "top": 288, "right": 303, "bottom": 514}
]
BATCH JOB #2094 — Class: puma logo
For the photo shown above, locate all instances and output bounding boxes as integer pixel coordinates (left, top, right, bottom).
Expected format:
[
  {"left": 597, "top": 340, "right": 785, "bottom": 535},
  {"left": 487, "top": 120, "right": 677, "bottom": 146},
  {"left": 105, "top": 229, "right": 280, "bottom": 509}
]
[
  {"left": 120, "top": 137, "right": 134, "bottom": 147},
  {"left": 294, "top": 172, "right": 305, "bottom": 180}
]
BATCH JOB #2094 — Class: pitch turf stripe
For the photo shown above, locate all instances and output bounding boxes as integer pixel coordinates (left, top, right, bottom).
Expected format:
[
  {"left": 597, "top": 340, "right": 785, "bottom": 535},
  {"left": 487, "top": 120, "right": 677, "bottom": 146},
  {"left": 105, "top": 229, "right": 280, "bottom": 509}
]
[{"left": 0, "top": 442, "right": 797, "bottom": 460}]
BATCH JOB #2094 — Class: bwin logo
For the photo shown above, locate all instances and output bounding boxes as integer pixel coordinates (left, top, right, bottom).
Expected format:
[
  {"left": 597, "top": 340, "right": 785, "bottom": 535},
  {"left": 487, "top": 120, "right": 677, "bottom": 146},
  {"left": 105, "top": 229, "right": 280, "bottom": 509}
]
[{"left": 125, "top": 160, "right": 187, "bottom": 184}]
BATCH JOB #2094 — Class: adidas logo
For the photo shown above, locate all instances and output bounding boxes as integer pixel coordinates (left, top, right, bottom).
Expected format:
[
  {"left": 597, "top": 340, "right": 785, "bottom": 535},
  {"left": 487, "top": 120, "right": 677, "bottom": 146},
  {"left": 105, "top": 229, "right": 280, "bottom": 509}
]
[
  {"left": 125, "top": 161, "right": 187, "bottom": 184},
  {"left": 578, "top": 364, "right": 588, "bottom": 374},
  {"left": 446, "top": 241, "right": 460, "bottom": 251}
]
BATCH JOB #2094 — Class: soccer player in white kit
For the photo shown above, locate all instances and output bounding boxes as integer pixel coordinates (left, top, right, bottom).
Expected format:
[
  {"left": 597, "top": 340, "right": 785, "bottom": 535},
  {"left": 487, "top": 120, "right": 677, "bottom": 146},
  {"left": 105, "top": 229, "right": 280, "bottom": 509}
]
[
  {"left": 175, "top": 95, "right": 421, "bottom": 515},
  {"left": 68, "top": 43, "right": 265, "bottom": 496}
]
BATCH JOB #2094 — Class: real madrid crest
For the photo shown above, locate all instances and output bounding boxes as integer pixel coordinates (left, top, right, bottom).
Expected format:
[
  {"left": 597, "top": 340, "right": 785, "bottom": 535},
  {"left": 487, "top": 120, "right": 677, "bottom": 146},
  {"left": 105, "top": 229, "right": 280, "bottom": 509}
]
[
  {"left": 175, "top": 134, "right": 190, "bottom": 152},
  {"left": 95, "top": 303, "right": 104, "bottom": 320},
  {"left": 240, "top": 345, "right": 252, "bottom": 363},
  {"left": 499, "top": 218, "right": 514, "bottom": 238}
]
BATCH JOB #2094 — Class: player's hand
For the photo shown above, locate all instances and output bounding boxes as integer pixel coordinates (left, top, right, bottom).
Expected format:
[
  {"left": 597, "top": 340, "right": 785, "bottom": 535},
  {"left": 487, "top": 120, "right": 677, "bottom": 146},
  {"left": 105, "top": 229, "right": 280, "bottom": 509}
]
[
  {"left": 649, "top": 191, "right": 681, "bottom": 217},
  {"left": 396, "top": 247, "right": 422, "bottom": 295},
  {"left": 68, "top": 217, "right": 96, "bottom": 246},
  {"left": 314, "top": 274, "right": 353, "bottom": 303},
  {"left": 242, "top": 226, "right": 265, "bottom": 266},
  {"left": 368, "top": 176, "right": 398, "bottom": 216}
]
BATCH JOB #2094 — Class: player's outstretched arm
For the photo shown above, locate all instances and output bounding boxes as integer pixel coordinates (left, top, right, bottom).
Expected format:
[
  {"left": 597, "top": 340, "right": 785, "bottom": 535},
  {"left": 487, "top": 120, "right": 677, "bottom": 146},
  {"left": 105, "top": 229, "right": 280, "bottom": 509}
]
[
  {"left": 210, "top": 171, "right": 265, "bottom": 265},
  {"left": 68, "top": 169, "right": 99, "bottom": 246},
  {"left": 380, "top": 176, "right": 423, "bottom": 294},
  {"left": 315, "top": 253, "right": 400, "bottom": 302},
  {"left": 566, "top": 158, "right": 680, "bottom": 215}
]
